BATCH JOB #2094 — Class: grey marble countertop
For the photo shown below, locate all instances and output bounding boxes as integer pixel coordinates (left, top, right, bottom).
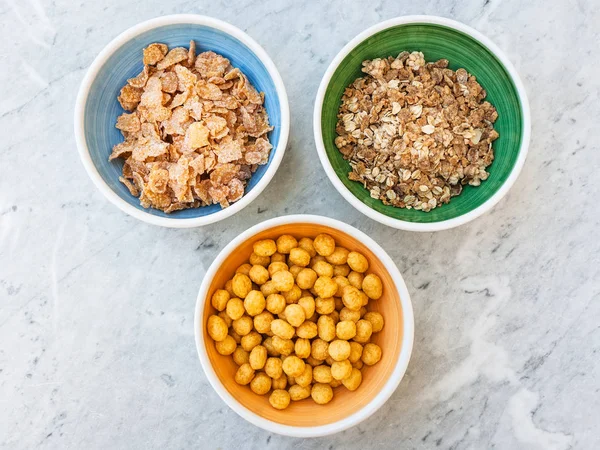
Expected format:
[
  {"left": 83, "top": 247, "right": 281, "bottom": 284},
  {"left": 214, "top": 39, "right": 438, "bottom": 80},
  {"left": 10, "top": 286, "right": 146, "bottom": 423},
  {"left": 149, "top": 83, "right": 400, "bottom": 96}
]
[{"left": 1, "top": 0, "right": 599, "bottom": 448}]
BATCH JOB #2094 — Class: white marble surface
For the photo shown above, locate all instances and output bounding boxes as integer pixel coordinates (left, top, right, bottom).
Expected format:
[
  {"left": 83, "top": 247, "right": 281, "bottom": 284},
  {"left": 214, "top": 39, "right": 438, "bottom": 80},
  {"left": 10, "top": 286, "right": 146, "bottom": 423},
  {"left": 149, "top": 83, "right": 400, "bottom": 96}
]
[{"left": 1, "top": 0, "right": 599, "bottom": 448}]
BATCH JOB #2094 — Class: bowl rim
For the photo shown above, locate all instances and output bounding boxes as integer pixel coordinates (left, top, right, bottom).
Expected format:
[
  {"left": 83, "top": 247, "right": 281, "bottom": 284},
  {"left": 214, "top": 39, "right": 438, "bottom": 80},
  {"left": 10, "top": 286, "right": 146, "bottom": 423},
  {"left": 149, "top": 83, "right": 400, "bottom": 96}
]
[
  {"left": 313, "top": 15, "right": 531, "bottom": 232},
  {"left": 194, "top": 214, "right": 414, "bottom": 437},
  {"left": 74, "top": 14, "right": 290, "bottom": 228}
]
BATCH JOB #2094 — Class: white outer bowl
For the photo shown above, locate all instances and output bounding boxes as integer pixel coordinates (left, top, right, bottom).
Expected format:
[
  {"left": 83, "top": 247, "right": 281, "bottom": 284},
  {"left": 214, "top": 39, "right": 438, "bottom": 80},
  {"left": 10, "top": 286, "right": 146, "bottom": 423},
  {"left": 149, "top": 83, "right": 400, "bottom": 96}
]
[
  {"left": 313, "top": 15, "right": 531, "bottom": 232},
  {"left": 74, "top": 14, "right": 290, "bottom": 228},
  {"left": 194, "top": 214, "right": 414, "bottom": 437}
]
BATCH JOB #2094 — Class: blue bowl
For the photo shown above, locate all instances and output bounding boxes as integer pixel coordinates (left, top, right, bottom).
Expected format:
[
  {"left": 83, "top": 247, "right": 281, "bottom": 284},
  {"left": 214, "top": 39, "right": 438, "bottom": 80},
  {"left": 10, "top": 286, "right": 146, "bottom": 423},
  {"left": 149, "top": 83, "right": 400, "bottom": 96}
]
[{"left": 75, "top": 15, "right": 289, "bottom": 227}]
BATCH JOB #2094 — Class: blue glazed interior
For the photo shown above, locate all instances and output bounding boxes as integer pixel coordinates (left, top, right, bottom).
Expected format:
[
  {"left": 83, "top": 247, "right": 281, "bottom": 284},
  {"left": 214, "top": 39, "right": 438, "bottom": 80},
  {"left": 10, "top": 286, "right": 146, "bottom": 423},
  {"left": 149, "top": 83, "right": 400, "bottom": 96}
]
[{"left": 84, "top": 24, "right": 282, "bottom": 218}]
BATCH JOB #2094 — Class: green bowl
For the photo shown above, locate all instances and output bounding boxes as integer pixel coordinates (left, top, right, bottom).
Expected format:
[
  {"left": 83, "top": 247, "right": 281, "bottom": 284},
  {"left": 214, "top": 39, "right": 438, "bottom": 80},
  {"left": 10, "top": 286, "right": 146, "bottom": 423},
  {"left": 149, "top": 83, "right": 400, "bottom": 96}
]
[{"left": 314, "top": 16, "right": 530, "bottom": 232}]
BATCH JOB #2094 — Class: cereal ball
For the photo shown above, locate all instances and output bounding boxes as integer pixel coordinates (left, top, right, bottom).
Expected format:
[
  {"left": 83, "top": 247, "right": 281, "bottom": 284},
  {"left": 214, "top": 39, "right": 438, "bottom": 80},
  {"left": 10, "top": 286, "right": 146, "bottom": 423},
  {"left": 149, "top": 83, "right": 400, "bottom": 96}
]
[
  {"left": 331, "top": 360, "right": 352, "bottom": 380},
  {"left": 362, "top": 274, "right": 383, "bottom": 300},
  {"left": 340, "top": 307, "right": 361, "bottom": 323},
  {"left": 289, "top": 247, "right": 311, "bottom": 267},
  {"left": 232, "top": 346, "right": 249, "bottom": 365},
  {"left": 352, "top": 360, "right": 364, "bottom": 370},
  {"left": 248, "top": 265, "right": 270, "bottom": 285},
  {"left": 326, "top": 247, "right": 349, "bottom": 265},
  {"left": 250, "top": 372, "right": 272, "bottom": 395},
  {"left": 211, "top": 289, "right": 230, "bottom": 311},
  {"left": 363, "top": 311, "right": 384, "bottom": 333},
  {"left": 317, "top": 315, "right": 336, "bottom": 342},
  {"left": 334, "top": 297, "right": 344, "bottom": 311},
  {"left": 266, "top": 294, "right": 286, "bottom": 314},
  {"left": 333, "top": 264, "right": 351, "bottom": 277},
  {"left": 224, "top": 280, "right": 235, "bottom": 297},
  {"left": 235, "top": 263, "right": 252, "bottom": 275},
  {"left": 260, "top": 280, "right": 279, "bottom": 297},
  {"left": 229, "top": 330, "right": 242, "bottom": 344},
  {"left": 313, "top": 365, "right": 333, "bottom": 383},
  {"left": 271, "top": 252, "right": 286, "bottom": 263},
  {"left": 253, "top": 239, "right": 277, "bottom": 257},
  {"left": 294, "top": 338, "right": 311, "bottom": 359},
  {"left": 325, "top": 356, "right": 336, "bottom": 366},
  {"left": 282, "top": 355, "right": 305, "bottom": 377},
  {"left": 311, "top": 339, "right": 329, "bottom": 360},
  {"left": 265, "top": 357, "right": 283, "bottom": 379},
  {"left": 312, "top": 260, "right": 334, "bottom": 278},
  {"left": 295, "top": 364, "right": 313, "bottom": 387},
  {"left": 252, "top": 312, "right": 273, "bottom": 335},
  {"left": 287, "top": 374, "right": 296, "bottom": 386},
  {"left": 354, "top": 320, "right": 373, "bottom": 344},
  {"left": 296, "top": 268, "right": 318, "bottom": 290},
  {"left": 314, "top": 276, "right": 338, "bottom": 299},
  {"left": 207, "top": 315, "right": 228, "bottom": 342},
  {"left": 306, "top": 356, "right": 323, "bottom": 367},
  {"left": 328, "top": 340, "right": 351, "bottom": 362},
  {"left": 359, "top": 291, "right": 369, "bottom": 307},
  {"left": 225, "top": 298, "right": 245, "bottom": 321},
  {"left": 347, "top": 252, "right": 369, "bottom": 273},
  {"left": 342, "top": 286, "right": 363, "bottom": 311},
  {"left": 298, "top": 237, "right": 316, "bottom": 257},
  {"left": 271, "top": 270, "right": 295, "bottom": 292},
  {"left": 272, "top": 375, "right": 287, "bottom": 390},
  {"left": 342, "top": 368, "right": 362, "bottom": 391},
  {"left": 311, "top": 383, "right": 334, "bottom": 405},
  {"left": 289, "top": 265, "right": 303, "bottom": 278},
  {"left": 284, "top": 304, "right": 306, "bottom": 327},
  {"left": 359, "top": 306, "right": 368, "bottom": 318},
  {"left": 297, "top": 296, "right": 316, "bottom": 319},
  {"left": 289, "top": 384, "right": 311, "bottom": 401},
  {"left": 348, "top": 342, "right": 363, "bottom": 363},
  {"left": 282, "top": 285, "right": 302, "bottom": 304},
  {"left": 263, "top": 337, "right": 279, "bottom": 357},
  {"left": 232, "top": 320, "right": 254, "bottom": 343},
  {"left": 218, "top": 311, "right": 233, "bottom": 328},
  {"left": 312, "top": 297, "right": 332, "bottom": 315},
  {"left": 271, "top": 319, "right": 295, "bottom": 340},
  {"left": 215, "top": 335, "right": 236, "bottom": 355},
  {"left": 232, "top": 273, "right": 253, "bottom": 298},
  {"left": 333, "top": 276, "right": 349, "bottom": 297},
  {"left": 234, "top": 363, "right": 255, "bottom": 385},
  {"left": 276, "top": 234, "right": 298, "bottom": 254},
  {"left": 241, "top": 331, "right": 262, "bottom": 352},
  {"left": 306, "top": 312, "right": 318, "bottom": 323},
  {"left": 329, "top": 311, "right": 340, "bottom": 325},
  {"left": 348, "top": 271, "right": 364, "bottom": 289},
  {"left": 243, "top": 290, "right": 266, "bottom": 316},
  {"left": 330, "top": 379, "right": 342, "bottom": 388},
  {"left": 296, "top": 321, "right": 318, "bottom": 339},
  {"left": 362, "top": 343, "right": 382, "bottom": 366},
  {"left": 314, "top": 234, "right": 335, "bottom": 256},
  {"left": 336, "top": 320, "right": 357, "bottom": 340},
  {"left": 271, "top": 336, "right": 294, "bottom": 356},
  {"left": 249, "top": 345, "right": 268, "bottom": 370},
  {"left": 269, "top": 389, "right": 291, "bottom": 410},
  {"left": 310, "top": 255, "right": 326, "bottom": 266},
  {"left": 249, "top": 252, "right": 270, "bottom": 267},
  {"left": 268, "top": 261, "right": 288, "bottom": 277}
]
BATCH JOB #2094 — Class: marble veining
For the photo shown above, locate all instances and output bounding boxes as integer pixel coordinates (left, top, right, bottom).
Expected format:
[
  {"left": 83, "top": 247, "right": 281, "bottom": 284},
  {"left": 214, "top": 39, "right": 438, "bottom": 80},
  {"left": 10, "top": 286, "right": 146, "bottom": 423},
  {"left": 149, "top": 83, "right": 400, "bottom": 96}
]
[{"left": 1, "top": 0, "right": 599, "bottom": 449}]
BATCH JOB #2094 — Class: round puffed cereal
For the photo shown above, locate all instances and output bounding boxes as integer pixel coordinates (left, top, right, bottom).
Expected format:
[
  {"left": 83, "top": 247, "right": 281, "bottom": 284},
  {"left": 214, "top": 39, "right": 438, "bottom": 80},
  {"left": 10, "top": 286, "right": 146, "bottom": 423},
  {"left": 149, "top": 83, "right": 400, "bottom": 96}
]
[
  {"left": 224, "top": 280, "right": 235, "bottom": 297},
  {"left": 243, "top": 290, "right": 266, "bottom": 316},
  {"left": 289, "top": 384, "right": 311, "bottom": 401},
  {"left": 330, "top": 379, "right": 342, "bottom": 388},
  {"left": 271, "top": 336, "right": 294, "bottom": 356},
  {"left": 282, "top": 285, "right": 302, "bottom": 304},
  {"left": 314, "top": 276, "right": 338, "bottom": 299},
  {"left": 311, "top": 338, "right": 329, "bottom": 360},
  {"left": 271, "top": 270, "right": 294, "bottom": 292},
  {"left": 348, "top": 271, "right": 364, "bottom": 289},
  {"left": 333, "top": 264, "right": 351, "bottom": 277},
  {"left": 317, "top": 315, "right": 336, "bottom": 342},
  {"left": 234, "top": 363, "right": 255, "bottom": 385},
  {"left": 326, "top": 247, "right": 349, "bottom": 265},
  {"left": 342, "top": 286, "right": 363, "bottom": 311},
  {"left": 311, "top": 383, "right": 334, "bottom": 405},
  {"left": 328, "top": 340, "right": 351, "bottom": 361},
  {"left": 276, "top": 235, "right": 298, "bottom": 254},
  {"left": 331, "top": 360, "right": 352, "bottom": 380},
  {"left": 297, "top": 296, "right": 316, "bottom": 318},
  {"left": 270, "top": 319, "right": 295, "bottom": 340},
  {"left": 271, "top": 252, "right": 286, "bottom": 263},
  {"left": 288, "top": 247, "right": 311, "bottom": 267},
  {"left": 306, "top": 356, "right": 323, "bottom": 367},
  {"left": 260, "top": 280, "right": 279, "bottom": 297},
  {"left": 347, "top": 251, "right": 369, "bottom": 273},
  {"left": 287, "top": 374, "right": 296, "bottom": 386},
  {"left": 265, "top": 357, "right": 283, "bottom": 379},
  {"left": 352, "top": 360, "right": 364, "bottom": 370},
  {"left": 362, "top": 273, "right": 383, "bottom": 300},
  {"left": 325, "top": 356, "right": 335, "bottom": 366},
  {"left": 272, "top": 375, "right": 287, "bottom": 390},
  {"left": 218, "top": 311, "right": 232, "bottom": 328},
  {"left": 249, "top": 345, "right": 268, "bottom": 370},
  {"left": 282, "top": 355, "right": 305, "bottom": 377},
  {"left": 232, "top": 273, "right": 253, "bottom": 298},
  {"left": 362, "top": 343, "right": 382, "bottom": 366},
  {"left": 250, "top": 372, "right": 272, "bottom": 395},
  {"left": 289, "top": 265, "right": 303, "bottom": 278},
  {"left": 207, "top": 315, "right": 228, "bottom": 342},
  {"left": 294, "top": 338, "right": 311, "bottom": 359},
  {"left": 340, "top": 307, "right": 361, "bottom": 323},
  {"left": 306, "top": 312, "right": 318, "bottom": 323},
  {"left": 235, "top": 263, "right": 252, "bottom": 275},
  {"left": 211, "top": 289, "right": 230, "bottom": 311},
  {"left": 359, "top": 306, "right": 367, "bottom": 318},
  {"left": 315, "top": 297, "right": 335, "bottom": 315},
  {"left": 296, "top": 321, "right": 318, "bottom": 339},
  {"left": 348, "top": 342, "right": 363, "bottom": 363},
  {"left": 363, "top": 311, "right": 384, "bottom": 333},
  {"left": 328, "top": 310, "right": 340, "bottom": 325},
  {"left": 298, "top": 237, "right": 316, "bottom": 257},
  {"left": 359, "top": 291, "right": 369, "bottom": 307},
  {"left": 313, "top": 365, "right": 333, "bottom": 383},
  {"left": 354, "top": 320, "right": 373, "bottom": 344},
  {"left": 229, "top": 330, "right": 242, "bottom": 344},
  {"left": 266, "top": 294, "right": 286, "bottom": 314},
  {"left": 310, "top": 255, "right": 326, "bottom": 266},
  {"left": 226, "top": 298, "right": 245, "bottom": 320},
  {"left": 342, "top": 368, "right": 362, "bottom": 391},
  {"left": 284, "top": 304, "right": 305, "bottom": 327},
  {"left": 232, "top": 346, "right": 249, "bottom": 365},
  {"left": 268, "top": 261, "right": 289, "bottom": 277},
  {"left": 263, "top": 337, "right": 280, "bottom": 357},
  {"left": 334, "top": 297, "right": 344, "bottom": 311},
  {"left": 249, "top": 252, "right": 270, "bottom": 267},
  {"left": 296, "top": 268, "right": 318, "bottom": 290},
  {"left": 252, "top": 312, "right": 273, "bottom": 335},
  {"left": 248, "top": 265, "right": 270, "bottom": 285},
  {"left": 312, "top": 261, "right": 334, "bottom": 278},
  {"left": 313, "top": 234, "right": 335, "bottom": 257},
  {"left": 333, "top": 276, "right": 350, "bottom": 297},
  {"left": 241, "top": 331, "right": 262, "bottom": 352},
  {"left": 215, "top": 335, "right": 236, "bottom": 355},
  {"left": 336, "top": 320, "right": 357, "bottom": 340},
  {"left": 269, "top": 389, "right": 291, "bottom": 410},
  {"left": 295, "top": 364, "right": 313, "bottom": 387},
  {"left": 253, "top": 239, "right": 277, "bottom": 257}
]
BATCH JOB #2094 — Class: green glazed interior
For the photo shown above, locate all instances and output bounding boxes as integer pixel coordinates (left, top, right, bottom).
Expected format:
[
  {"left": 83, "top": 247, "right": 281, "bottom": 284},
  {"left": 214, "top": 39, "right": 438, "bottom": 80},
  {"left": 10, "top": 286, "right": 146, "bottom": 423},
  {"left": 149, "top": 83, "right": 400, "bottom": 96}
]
[{"left": 321, "top": 23, "right": 524, "bottom": 223}]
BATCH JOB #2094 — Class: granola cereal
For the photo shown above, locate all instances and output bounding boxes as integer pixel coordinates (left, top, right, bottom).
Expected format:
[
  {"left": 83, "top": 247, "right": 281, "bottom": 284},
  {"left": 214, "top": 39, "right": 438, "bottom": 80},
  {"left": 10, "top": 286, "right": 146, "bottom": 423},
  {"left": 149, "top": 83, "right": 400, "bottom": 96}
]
[
  {"left": 110, "top": 41, "right": 273, "bottom": 212},
  {"left": 335, "top": 51, "right": 499, "bottom": 212}
]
